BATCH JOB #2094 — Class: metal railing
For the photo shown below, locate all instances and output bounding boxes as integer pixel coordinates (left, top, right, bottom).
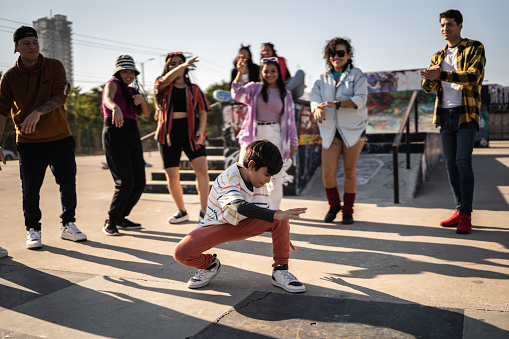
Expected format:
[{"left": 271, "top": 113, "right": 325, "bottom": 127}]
[{"left": 392, "top": 91, "right": 418, "bottom": 203}]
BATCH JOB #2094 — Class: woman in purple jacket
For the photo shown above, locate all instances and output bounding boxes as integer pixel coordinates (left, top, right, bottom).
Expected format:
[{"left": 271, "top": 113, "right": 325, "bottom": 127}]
[{"left": 231, "top": 57, "right": 298, "bottom": 209}]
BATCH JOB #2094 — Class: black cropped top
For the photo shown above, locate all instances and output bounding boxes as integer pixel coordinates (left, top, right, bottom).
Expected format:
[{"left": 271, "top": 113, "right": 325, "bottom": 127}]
[{"left": 171, "top": 86, "right": 186, "bottom": 112}]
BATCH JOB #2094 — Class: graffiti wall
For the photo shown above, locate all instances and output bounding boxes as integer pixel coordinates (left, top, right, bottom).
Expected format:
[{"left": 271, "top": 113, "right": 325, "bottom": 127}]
[
  {"left": 366, "top": 69, "right": 423, "bottom": 93},
  {"left": 486, "top": 84, "right": 509, "bottom": 113},
  {"left": 484, "top": 84, "right": 509, "bottom": 140},
  {"left": 366, "top": 90, "right": 436, "bottom": 133},
  {"left": 295, "top": 104, "right": 322, "bottom": 194}
]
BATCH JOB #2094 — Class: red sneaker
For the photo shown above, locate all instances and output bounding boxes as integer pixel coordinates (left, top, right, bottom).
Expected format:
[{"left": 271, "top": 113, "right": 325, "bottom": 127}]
[
  {"left": 440, "top": 211, "right": 460, "bottom": 227},
  {"left": 456, "top": 214, "right": 472, "bottom": 234}
]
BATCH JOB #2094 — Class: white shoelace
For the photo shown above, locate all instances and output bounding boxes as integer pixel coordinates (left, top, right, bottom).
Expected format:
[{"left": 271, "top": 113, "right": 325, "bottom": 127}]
[{"left": 277, "top": 270, "right": 298, "bottom": 283}]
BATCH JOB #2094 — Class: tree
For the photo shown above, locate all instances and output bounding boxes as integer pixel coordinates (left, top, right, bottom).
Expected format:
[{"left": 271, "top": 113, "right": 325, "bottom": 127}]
[
  {"left": 66, "top": 86, "right": 104, "bottom": 154},
  {"left": 204, "top": 80, "right": 230, "bottom": 138},
  {"left": 65, "top": 86, "right": 158, "bottom": 154}
]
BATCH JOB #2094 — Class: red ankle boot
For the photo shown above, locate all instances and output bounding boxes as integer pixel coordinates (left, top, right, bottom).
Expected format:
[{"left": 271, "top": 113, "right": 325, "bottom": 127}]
[
  {"left": 440, "top": 211, "right": 460, "bottom": 227},
  {"left": 456, "top": 214, "right": 472, "bottom": 234}
]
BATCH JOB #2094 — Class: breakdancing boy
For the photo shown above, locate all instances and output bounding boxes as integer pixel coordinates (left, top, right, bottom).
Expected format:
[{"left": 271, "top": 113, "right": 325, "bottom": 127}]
[{"left": 173, "top": 140, "right": 307, "bottom": 293}]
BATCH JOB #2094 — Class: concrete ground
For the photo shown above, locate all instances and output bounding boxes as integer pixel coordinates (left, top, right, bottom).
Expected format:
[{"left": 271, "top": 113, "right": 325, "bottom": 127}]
[{"left": 0, "top": 141, "right": 508, "bottom": 338}]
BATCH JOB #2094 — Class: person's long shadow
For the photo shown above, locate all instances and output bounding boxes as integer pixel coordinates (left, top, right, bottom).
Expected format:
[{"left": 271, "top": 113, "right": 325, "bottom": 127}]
[
  {"left": 291, "top": 216, "right": 509, "bottom": 249},
  {"left": 208, "top": 215, "right": 509, "bottom": 280},
  {"left": 289, "top": 219, "right": 509, "bottom": 263},
  {"left": 0, "top": 259, "right": 234, "bottom": 338},
  {"left": 41, "top": 241, "right": 186, "bottom": 281},
  {"left": 1, "top": 254, "right": 506, "bottom": 338}
]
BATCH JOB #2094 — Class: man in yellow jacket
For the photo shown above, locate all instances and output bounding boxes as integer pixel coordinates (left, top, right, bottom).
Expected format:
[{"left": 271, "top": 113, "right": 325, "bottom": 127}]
[
  {"left": 419, "top": 10, "right": 486, "bottom": 235},
  {"left": 0, "top": 26, "right": 87, "bottom": 249}
]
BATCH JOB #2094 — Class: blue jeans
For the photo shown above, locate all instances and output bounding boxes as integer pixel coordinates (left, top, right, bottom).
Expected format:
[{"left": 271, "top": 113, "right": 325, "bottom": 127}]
[
  {"left": 17, "top": 136, "right": 77, "bottom": 230},
  {"left": 439, "top": 107, "right": 477, "bottom": 216}
]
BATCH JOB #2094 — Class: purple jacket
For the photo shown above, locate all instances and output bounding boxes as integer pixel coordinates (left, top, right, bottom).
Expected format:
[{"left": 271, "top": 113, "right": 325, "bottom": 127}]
[{"left": 231, "top": 81, "right": 298, "bottom": 159}]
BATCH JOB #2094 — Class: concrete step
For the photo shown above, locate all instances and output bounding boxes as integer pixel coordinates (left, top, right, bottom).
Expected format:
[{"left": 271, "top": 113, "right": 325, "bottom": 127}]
[
  {"left": 145, "top": 153, "right": 224, "bottom": 194},
  {"left": 144, "top": 180, "right": 213, "bottom": 194},
  {"left": 207, "top": 137, "right": 224, "bottom": 147},
  {"left": 366, "top": 132, "right": 427, "bottom": 143},
  {"left": 178, "top": 155, "right": 225, "bottom": 171},
  {"left": 206, "top": 146, "right": 223, "bottom": 156},
  {"left": 151, "top": 169, "right": 223, "bottom": 182},
  {"left": 363, "top": 142, "right": 425, "bottom": 154}
]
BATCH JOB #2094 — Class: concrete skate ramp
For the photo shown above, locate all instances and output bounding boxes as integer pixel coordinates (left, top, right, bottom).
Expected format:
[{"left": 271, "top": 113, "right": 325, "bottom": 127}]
[{"left": 300, "top": 152, "right": 425, "bottom": 205}]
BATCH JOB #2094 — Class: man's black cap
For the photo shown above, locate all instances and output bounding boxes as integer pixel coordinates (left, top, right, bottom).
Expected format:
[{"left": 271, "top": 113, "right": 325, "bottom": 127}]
[
  {"left": 13, "top": 26, "right": 38, "bottom": 53},
  {"left": 13, "top": 26, "right": 38, "bottom": 44}
]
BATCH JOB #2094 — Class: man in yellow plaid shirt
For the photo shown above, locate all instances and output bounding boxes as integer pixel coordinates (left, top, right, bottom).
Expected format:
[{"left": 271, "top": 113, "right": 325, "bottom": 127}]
[{"left": 419, "top": 9, "right": 486, "bottom": 235}]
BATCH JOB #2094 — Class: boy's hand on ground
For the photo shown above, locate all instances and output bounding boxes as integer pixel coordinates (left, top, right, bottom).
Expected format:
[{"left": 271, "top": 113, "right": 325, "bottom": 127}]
[{"left": 274, "top": 208, "right": 307, "bottom": 220}]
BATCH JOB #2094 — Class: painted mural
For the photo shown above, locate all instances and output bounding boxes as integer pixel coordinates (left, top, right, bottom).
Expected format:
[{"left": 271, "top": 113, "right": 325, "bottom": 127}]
[
  {"left": 365, "top": 69, "right": 424, "bottom": 93},
  {"left": 487, "top": 84, "right": 509, "bottom": 113},
  {"left": 366, "top": 90, "right": 436, "bottom": 133}
]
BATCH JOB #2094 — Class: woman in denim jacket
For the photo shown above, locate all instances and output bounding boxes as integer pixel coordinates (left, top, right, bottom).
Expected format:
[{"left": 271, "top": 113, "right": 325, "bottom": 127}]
[{"left": 311, "top": 37, "right": 368, "bottom": 225}]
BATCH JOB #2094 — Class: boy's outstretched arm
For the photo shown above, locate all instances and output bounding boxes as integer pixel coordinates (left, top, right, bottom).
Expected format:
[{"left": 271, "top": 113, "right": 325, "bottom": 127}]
[
  {"left": 273, "top": 208, "right": 307, "bottom": 220},
  {"left": 229, "top": 200, "right": 307, "bottom": 222}
]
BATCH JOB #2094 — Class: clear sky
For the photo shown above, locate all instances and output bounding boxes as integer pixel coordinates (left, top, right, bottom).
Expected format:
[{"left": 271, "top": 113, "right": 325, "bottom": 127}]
[{"left": 1, "top": 0, "right": 507, "bottom": 95}]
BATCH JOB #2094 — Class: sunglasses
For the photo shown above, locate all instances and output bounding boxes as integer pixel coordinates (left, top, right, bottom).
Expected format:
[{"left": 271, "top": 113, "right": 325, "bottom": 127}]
[
  {"left": 166, "top": 52, "right": 184, "bottom": 61},
  {"left": 330, "top": 50, "right": 347, "bottom": 58},
  {"left": 261, "top": 57, "right": 279, "bottom": 64}
]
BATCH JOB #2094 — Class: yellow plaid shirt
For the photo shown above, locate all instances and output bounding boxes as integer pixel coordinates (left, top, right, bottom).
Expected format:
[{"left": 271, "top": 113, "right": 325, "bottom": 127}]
[{"left": 422, "top": 38, "right": 486, "bottom": 127}]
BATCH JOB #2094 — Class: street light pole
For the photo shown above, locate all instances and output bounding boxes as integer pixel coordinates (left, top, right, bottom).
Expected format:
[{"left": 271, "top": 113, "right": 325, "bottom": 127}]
[{"left": 140, "top": 57, "right": 155, "bottom": 93}]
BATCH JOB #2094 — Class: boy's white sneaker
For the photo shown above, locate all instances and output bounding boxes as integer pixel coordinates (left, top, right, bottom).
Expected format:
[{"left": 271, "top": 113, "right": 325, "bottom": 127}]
[
  {"left": 187, "top": 256, "right": 221, "bottom": 289},
  {"left": 0, "top": 246, "right": 8, "bottom": 258},
  {"left": 272, "top": 265, "right": 306, "bottom": 293},
  {"left": 61, "top": 222, "right": 87, "bottom": 241},
  {"left": 26, "top": 229, "right": 42, "bottom": 249}
]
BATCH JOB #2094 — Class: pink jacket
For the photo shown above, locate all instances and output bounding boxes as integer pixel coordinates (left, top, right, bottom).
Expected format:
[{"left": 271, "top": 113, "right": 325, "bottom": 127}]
[{"left": 231, "top": 80, "right": 298, "bottom": 159}]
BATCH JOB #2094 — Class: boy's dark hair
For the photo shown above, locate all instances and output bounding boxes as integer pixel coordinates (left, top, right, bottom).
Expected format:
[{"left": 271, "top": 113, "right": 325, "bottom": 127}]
[
  {"left": 242, "top": 140, "right": 283, "bottom": 176},
  {"left": 440, "top": 9, "right": 463, "bottom": 25},
  {"left": 323, "top": 37, "right": 354, "bottom": 70}
]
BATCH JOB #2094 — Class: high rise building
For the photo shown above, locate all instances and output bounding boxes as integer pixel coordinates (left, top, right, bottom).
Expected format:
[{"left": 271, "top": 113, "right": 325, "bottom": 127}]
[{"left": 33, "top": 14, "right": 73, "bottom": 85}]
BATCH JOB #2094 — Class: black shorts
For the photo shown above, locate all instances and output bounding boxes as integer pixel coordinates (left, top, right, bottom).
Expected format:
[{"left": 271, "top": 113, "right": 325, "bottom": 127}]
[
  {"left": 159, "top": 118, "right": 207, "bottom": 168},
  {"left": 334, "top": 129, "right": 366, "bottom": 141}
]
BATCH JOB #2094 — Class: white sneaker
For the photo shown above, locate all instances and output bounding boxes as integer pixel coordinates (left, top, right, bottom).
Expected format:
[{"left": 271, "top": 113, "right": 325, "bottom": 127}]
[
  {"left": 272, "top": 266, "right": 306, "bottom": 293},
  {"left": 26, "top": 229, "right": 42, "bottom": 249},
  {"left": 187, "top": 256, "right": 221, "bottom": 289},
  {"left": 0, "top": 246, "right": 8, "bottom": 258},
  {"left": 61, "top": 222, "right": 87, "bottom": 241},
  {"left": 168, "top": 210, "right": 189, "bottom": 224}
]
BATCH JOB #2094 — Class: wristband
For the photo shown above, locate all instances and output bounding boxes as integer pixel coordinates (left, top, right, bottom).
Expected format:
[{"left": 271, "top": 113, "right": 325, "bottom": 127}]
[{"left": 335, "top": 101, "right": 341, "bottom": 109}]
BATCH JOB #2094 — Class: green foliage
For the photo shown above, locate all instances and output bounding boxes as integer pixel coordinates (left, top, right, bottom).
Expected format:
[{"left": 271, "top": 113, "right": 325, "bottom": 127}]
[
  {"left": 204, "top": 80, "right": 230, "bottom": 105},
  {"left": 204, "top": 80, "right": 230, "bottom": 138},
  {"left": 65, "top": 86, "right": 157, "bottom": 154}
]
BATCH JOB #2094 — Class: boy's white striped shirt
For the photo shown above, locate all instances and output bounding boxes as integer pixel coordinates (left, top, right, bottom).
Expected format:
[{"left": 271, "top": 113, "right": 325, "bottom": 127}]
[{"left": 197, "top": 164, "right": 269, "bottom": 228}]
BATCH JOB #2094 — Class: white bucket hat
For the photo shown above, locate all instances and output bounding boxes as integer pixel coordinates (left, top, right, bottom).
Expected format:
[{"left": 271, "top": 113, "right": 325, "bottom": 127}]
[{"left": 113, "top": 55, "right": 140, "bottom": 76}]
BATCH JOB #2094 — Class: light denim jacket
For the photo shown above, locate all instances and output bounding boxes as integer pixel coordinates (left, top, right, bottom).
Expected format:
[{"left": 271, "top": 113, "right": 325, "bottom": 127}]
[{"left": 310, "top": 65, "right": 368, "bottom": 149}]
